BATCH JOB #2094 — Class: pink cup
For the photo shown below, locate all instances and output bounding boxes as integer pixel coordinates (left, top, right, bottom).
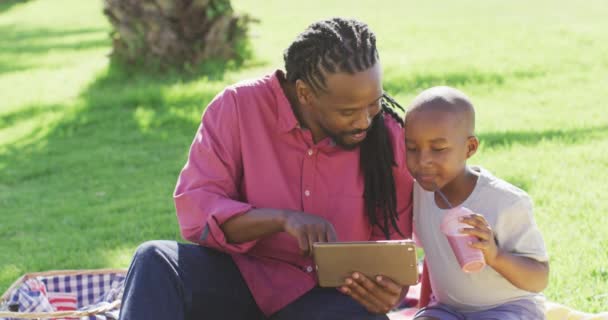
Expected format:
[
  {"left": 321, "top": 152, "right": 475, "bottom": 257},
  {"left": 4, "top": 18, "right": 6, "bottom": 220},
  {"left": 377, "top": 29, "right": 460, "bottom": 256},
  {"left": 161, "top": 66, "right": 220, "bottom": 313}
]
[{"left": 440, "top": 206, "right": 486, "bottom": 273}]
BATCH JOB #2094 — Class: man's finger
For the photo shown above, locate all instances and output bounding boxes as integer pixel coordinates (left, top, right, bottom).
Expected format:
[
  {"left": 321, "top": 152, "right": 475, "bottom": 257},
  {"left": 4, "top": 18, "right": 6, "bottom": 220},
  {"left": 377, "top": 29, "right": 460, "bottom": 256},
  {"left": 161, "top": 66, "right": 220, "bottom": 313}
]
[
  {"left": 306, "top": 230, "right": 318, "bottom": 256},
  {"left": 355, "top": 274, "right": 398, "bottom": 308},
  {"left": 375, "top": 276, "right": 404, "bottom": 295},
  {"left": 342, "top": 286, "right": 380, "bottom": 314},
  {"left": 317, "top": 226, "right": 327, "bottom": 244},
  {"left": 326, "top": 224, "right": 338, "bottom": 242},
  {"left": 346, "top": 278, "right": 391, "bottom": 312},
  {"left": 352, "top": 273, "right": 400, "bottom": 308},
  {"left": 354, "top": 273, "right": 383, "bottom": 297},
  {"left": 346, "top": 286, "right": 383, "bottom": 313},
  {"left": 296, "top": 231, "right": 309, "bottom": 255}
]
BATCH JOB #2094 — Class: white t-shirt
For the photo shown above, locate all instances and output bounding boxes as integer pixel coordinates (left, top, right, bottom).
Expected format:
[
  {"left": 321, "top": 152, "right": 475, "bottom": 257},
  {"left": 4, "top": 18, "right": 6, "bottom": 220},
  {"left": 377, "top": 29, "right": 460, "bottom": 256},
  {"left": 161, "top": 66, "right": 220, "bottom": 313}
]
[{"left": 413, "top": 166, "right": 548, "bottom": 312}]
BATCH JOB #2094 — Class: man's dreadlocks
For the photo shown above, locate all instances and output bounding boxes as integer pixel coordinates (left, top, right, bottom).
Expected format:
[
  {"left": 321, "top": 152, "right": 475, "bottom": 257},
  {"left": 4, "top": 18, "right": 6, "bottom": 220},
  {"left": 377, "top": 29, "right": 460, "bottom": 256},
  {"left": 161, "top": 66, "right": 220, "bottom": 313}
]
[{"left": 284, "top": 17, "right": 405, "bottom": 239}]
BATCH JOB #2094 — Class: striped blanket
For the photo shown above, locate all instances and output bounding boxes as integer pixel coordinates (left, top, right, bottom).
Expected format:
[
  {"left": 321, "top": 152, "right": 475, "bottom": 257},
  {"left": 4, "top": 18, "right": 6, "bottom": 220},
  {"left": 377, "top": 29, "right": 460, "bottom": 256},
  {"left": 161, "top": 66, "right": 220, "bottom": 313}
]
[{"left": 1, "top": 272, "right": 125, "bottom": 320}]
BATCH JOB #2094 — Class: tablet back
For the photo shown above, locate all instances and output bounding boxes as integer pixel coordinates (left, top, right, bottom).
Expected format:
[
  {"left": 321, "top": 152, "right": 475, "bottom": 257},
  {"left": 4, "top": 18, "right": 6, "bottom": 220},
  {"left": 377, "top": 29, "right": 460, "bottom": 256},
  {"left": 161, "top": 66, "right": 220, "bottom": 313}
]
[{"left": 313, "top": 240, "right": 419, "bottom": 287}]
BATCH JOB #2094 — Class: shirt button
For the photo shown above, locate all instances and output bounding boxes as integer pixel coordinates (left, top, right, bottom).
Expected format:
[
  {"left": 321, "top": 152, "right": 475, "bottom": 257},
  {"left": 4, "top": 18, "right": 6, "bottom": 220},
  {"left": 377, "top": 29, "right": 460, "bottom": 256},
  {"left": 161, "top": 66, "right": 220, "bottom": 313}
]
[
  {"left": 306, "top": 266, "right": 313, "bottom": 273},
  {"left": 307, "top": 149, "right": 314, "bottom": 156},
  {"left": 304, "top": 190, "right": 311, "bottom": 197}
]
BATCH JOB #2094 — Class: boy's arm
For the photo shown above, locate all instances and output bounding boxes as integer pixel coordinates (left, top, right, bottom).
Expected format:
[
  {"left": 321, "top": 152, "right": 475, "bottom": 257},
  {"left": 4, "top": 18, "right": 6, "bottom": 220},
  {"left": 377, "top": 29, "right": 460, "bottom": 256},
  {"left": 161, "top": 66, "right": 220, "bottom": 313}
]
[
  {"left": 461, "top": 196, "right": 549, "bottom": 293},
  {"left": 489, "top": 251, "right": 549, "bottom": 293}
]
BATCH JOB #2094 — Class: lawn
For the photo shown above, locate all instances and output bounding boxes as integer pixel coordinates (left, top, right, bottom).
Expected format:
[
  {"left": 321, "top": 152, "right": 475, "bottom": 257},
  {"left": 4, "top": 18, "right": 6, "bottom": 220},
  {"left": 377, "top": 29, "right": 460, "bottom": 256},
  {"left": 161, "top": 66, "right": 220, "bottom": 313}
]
[{"left": 1, "top": 0, "right": 607, "bottom": 313}]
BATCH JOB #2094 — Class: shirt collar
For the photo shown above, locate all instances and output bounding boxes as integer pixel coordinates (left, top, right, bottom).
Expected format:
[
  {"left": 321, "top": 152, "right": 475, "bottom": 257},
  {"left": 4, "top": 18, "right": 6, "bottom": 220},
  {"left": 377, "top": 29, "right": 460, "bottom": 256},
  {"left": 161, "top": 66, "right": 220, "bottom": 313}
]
[{"left": 270, "top": 70, "right": 300, "bottom": 133}]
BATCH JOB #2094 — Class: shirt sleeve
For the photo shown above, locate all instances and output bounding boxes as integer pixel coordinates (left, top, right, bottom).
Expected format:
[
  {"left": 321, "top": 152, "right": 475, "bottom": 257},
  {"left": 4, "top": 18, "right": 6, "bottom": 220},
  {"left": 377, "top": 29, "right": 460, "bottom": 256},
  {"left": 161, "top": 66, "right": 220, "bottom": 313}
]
[
  {"left": 173, "top": 88, "right": 257, "bottom": 254},
  {"left": 495, "top": 196, "right": 549, "bottom": 262}
]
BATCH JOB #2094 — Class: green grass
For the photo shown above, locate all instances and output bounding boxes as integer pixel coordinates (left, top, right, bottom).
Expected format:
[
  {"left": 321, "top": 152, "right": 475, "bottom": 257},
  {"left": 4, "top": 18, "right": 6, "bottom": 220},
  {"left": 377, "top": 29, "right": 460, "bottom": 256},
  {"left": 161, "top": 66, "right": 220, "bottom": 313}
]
[{"left": 1, "top": 0, "right": 607, "bottom": 313}]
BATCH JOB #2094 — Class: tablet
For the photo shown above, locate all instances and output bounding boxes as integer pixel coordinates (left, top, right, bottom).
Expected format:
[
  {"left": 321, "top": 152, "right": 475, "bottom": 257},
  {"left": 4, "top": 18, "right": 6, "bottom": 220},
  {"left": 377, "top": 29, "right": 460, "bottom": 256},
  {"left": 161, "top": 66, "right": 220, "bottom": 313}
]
[{"left": 312, "top": 240, "right": 418, "bottom": 287}]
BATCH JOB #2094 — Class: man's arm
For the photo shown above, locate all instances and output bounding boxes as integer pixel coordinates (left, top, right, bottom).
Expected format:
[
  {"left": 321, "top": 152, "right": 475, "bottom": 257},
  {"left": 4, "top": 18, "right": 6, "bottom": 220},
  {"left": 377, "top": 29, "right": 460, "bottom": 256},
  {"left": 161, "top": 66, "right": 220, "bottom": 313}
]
[
  {"left": 222, "top": 208, "right": 337, "bottom": 256},
  {"left": 174, "top": 89, "right": 337, "bottom": 255},
  {"left": 174, "top": 88, "right": 259, "bottom": 253},
  {"left": 221, "top": 209, "right": 287, "bottom": 244}
]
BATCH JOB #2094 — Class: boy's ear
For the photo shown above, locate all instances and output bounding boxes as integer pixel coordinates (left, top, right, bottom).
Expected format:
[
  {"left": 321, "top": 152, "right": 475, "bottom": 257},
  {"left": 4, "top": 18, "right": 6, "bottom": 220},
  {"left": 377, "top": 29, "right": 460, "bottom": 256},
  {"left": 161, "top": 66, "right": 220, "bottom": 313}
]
[{"left": 466, "top": 136, "right": 479, "bottom": 159}]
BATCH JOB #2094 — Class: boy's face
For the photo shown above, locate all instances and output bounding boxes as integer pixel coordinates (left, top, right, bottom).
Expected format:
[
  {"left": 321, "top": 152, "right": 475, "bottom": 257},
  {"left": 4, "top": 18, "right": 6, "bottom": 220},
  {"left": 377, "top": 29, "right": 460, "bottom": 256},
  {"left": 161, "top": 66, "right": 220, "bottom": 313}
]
[{"left": 404, "top": 109, "right": 477, "bottom": 191}]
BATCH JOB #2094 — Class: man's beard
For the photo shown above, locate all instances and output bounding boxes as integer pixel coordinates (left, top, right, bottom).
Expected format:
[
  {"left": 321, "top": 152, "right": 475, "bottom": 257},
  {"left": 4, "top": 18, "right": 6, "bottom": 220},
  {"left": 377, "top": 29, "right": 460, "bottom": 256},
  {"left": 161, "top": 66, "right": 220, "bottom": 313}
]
[{"left": 321, "top": 125, "right": 372, "bottom": 150}]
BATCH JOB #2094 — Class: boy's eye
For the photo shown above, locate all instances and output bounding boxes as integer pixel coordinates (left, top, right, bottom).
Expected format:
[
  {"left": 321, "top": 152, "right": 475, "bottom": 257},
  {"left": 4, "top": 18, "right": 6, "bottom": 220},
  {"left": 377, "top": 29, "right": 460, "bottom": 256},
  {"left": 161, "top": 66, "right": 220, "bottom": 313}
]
[
  {"left": 406, "top": 147, "right": 417, "bottom": 152},
  {"left": 432, "top": 147, "right": 447, "bottom": 152},
  {"left": 340, "top": 110, "right": 356, "bottom": 116}
]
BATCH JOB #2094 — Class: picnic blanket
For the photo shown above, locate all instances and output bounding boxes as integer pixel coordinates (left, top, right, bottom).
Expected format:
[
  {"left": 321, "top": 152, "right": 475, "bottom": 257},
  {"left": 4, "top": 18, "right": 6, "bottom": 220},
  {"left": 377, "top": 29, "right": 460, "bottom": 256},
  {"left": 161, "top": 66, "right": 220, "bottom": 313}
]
[
  {"left": 388, "top": 282, "right": 608, "bottom": 320},
  {"left": 0, "top": 270, "right": 125, "bottom": 320},
  {"left": 544, "top": 302, "right": 608, "bottom": 320},
  {"left": 2, "top": 268, "right": 606, "bottom": 320},
  {"left": 388, "top": 260, "right": 608, "bottom": 319},
  {"left": 388, "top": 300, "right": 608, "bottom": 320}
]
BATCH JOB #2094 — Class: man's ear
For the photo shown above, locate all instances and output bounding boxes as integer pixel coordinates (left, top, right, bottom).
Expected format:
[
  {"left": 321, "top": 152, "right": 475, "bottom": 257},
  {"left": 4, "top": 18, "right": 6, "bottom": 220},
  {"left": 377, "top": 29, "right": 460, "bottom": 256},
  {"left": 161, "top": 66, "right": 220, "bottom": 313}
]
[
  {"left": 295, "top": 79, "right": 315, "bottom": 107},
  {"left": 466, "top": 136, "right": 479, "bottom": 159}
]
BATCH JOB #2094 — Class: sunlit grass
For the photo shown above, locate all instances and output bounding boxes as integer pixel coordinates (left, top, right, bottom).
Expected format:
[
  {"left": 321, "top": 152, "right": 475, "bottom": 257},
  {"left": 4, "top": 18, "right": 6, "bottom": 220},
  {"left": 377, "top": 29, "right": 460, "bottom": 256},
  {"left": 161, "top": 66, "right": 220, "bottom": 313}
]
[{"left": 1, "top": 0, "right": 607, "bottom": 312}]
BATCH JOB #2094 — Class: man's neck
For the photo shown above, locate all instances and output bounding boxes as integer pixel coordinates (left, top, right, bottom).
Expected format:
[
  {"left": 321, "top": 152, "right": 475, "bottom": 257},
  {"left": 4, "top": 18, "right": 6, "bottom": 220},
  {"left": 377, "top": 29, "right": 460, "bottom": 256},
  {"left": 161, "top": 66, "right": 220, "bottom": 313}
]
[
  {"left": 435, "top": 166, "right": 479, "bottom": 209},
  {"left": 279, "top": 78, "right": 327, "bottom": 144}
]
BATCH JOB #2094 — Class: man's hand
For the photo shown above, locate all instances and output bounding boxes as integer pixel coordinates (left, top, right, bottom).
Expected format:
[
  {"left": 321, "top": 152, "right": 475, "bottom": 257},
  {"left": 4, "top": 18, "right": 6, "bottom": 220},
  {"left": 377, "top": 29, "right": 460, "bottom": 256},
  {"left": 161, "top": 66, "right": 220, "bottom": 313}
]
[
  {"left": 282, "top": 211, "right": 338, "bottom": 256},
  {"left": 340, "top": 273, "right": 406, "bottom": 314}
]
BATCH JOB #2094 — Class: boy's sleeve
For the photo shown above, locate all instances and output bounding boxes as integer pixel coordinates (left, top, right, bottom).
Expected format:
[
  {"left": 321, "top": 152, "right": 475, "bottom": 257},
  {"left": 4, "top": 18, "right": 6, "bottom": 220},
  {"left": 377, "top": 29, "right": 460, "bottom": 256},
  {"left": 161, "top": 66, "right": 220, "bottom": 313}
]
[{"left": 495, "top": 196, "right": 549, "bottom": 262}]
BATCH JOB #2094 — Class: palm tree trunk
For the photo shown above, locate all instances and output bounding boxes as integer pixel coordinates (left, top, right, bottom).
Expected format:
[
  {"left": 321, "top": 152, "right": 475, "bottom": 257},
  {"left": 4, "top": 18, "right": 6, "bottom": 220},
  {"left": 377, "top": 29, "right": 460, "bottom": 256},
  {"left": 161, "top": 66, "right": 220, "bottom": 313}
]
[{"left": 103, "top": 0, "right": 251, "bottom": 70}]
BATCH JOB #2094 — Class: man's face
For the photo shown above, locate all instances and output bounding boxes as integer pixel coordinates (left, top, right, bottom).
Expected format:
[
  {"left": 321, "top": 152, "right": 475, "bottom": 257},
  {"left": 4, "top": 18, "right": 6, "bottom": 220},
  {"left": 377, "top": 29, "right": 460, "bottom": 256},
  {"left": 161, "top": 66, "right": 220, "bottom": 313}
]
[
  {"left": 307, "top": 63, "right": 384, "bottom": 149},
  {"left": 404, "top": 109, "right": 474, "bottom": 191}
]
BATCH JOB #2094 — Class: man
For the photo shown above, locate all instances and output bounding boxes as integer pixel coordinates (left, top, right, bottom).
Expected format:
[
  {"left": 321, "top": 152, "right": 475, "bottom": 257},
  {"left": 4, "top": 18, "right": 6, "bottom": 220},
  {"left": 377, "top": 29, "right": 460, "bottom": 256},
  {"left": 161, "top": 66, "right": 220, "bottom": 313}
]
[{"left": 119, "top": 17, "right": 414, "bottom": 320}]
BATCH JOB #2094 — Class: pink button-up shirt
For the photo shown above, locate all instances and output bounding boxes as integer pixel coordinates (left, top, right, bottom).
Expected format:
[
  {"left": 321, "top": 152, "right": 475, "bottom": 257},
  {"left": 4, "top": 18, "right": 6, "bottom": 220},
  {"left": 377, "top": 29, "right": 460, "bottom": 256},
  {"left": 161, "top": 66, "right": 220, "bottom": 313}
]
[{"left": 174, "top": 70, "right": 414, "bottom": 316}]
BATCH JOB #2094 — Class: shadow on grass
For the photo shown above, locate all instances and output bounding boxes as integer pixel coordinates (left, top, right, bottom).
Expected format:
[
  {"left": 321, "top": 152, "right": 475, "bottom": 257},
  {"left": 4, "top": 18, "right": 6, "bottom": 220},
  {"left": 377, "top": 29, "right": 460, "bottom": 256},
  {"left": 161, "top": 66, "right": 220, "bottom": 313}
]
[
  {"left": 0, "top": 0, "right": 29, "bottom": 14},
  {"left": 0, "top": 25, "right": 109, "bottom": 54},
  {"left": 0, "top": 60, "right": 32, "bottom": 74},
  {"left": 384, "top": 69, "right": 544, "bottom": 94},
  {"left": 0, "top": 25, "right": 109, "bottom": 74},
  {"left": 0, "top": 58, "right": 253, "bottom": 277},
  {"left": 2, "top": 59, "right": 605, "bottom": 278},
  {"left": 479, "top": 126, "right": 608, "bottom": 150},
  {"left": 1, "top": 22, "right": 603, "bottom": 282},
  {"left": 0, "top": 104, "right": 64, "bottom": 129}
]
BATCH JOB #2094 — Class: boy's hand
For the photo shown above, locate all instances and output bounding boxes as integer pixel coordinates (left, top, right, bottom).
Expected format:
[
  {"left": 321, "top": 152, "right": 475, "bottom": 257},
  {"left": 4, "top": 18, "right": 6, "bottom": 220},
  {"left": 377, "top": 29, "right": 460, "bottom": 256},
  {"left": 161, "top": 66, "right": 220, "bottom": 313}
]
[{"left": 460, "top": 213, "right": 500, "bottom": 266}]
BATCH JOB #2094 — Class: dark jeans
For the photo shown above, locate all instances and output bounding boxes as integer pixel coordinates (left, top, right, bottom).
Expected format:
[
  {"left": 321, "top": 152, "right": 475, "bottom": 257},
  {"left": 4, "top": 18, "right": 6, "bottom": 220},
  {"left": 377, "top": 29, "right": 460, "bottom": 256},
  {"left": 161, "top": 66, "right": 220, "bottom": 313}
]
[{"left": 118, "top": 240, "right": 389, "bottom": 320}]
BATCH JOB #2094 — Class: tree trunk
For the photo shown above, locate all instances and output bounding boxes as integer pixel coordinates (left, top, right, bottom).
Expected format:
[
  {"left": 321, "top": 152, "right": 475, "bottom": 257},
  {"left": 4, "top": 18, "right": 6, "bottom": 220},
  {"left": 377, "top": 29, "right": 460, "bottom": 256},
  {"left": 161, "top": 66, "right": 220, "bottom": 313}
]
[{"left": 103, "top": 0, "right": 251, "bottom": 70}]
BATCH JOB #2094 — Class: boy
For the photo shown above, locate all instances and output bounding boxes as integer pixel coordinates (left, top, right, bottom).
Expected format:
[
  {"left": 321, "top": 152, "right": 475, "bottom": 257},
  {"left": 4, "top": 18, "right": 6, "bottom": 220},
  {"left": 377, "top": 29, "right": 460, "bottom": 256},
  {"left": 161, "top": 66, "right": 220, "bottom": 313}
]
[{"left": 405, "top": 86, "right": 549, "bottom": 319}]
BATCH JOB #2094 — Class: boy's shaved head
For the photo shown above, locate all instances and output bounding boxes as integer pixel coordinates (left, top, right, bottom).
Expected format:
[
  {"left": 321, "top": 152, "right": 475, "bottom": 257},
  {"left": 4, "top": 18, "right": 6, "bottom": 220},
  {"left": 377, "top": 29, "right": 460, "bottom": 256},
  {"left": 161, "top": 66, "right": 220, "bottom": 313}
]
[
  {"left": 404, "top": 86, "right": 479, "bottom": 193},
  {"left": 407, "top": 86, "right": 475, "bottom": 136}
]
